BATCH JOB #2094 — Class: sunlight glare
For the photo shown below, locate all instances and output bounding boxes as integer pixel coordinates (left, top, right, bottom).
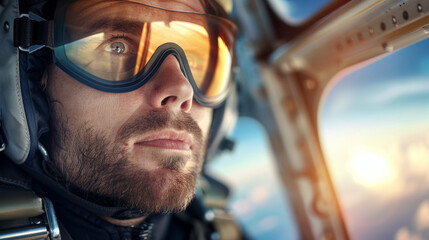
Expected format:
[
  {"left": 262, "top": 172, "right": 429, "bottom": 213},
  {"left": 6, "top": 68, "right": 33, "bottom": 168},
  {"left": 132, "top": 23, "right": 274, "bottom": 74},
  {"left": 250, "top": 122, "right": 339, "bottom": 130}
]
[{"left": 347, "top": 148, "right": 396, "bottom": 188}]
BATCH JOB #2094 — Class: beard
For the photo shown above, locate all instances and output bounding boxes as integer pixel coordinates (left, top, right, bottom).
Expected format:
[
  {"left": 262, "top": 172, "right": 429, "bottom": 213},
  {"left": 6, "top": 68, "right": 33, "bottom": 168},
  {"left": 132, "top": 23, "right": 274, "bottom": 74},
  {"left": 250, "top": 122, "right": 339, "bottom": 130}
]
[{"left": 47, "top": 108, "right": 206, "bottom": 214}]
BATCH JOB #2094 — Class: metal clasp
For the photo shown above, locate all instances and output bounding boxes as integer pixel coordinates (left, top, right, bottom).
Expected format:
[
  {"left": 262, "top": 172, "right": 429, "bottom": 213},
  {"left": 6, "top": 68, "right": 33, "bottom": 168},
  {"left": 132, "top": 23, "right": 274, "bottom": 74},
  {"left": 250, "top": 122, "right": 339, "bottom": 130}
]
[
  {"left": 43, "top": 198, "right": 60, "bottom": 240},
  {"left": 0, "top": 107, "right": 6, "bottom": 152}
]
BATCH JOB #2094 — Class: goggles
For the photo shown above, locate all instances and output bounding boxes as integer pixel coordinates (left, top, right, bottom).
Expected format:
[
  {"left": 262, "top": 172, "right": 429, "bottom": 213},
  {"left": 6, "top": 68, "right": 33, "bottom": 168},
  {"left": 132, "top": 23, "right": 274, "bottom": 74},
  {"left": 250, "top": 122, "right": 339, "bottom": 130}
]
[{"left": 52, "top": 0, "right": 237, "bottom": 107}]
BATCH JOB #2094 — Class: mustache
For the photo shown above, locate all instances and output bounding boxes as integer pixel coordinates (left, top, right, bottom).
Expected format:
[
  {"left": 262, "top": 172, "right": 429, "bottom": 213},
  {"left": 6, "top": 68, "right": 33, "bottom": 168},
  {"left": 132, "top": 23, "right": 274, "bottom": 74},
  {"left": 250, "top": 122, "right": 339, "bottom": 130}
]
[{"left": 116, "top": 110, "right": 203, "bottom": 143}]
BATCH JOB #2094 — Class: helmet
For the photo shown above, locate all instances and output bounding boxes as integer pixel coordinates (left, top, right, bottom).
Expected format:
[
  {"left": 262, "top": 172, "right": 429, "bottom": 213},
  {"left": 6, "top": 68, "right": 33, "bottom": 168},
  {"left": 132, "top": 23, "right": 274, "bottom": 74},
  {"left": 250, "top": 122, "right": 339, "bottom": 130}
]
[{"left": 0, "top": 0, "right": 237, "bottom": 166}]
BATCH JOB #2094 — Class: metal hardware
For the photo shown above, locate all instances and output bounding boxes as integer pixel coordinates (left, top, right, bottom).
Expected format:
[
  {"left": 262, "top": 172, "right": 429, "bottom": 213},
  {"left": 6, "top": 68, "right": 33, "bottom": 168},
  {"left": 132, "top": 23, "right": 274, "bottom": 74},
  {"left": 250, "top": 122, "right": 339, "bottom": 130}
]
[
  {"left": 0, "top": 196, "right": 60, "bottom": 239},
  {"left": 0, "top": 131, "right": 5, "bottom": 152},
  {"left": 0, "top": 107, "right": 6, "bottom": 152},
  {"left": 0, "top": 226, "right": 49, "bottom": 240},
  {"left": 43, "top": 198, "right": 60, "bottom": 240},
  {"left": 38, "top": 143, "right": 49, "bottom": 162},
  {"left": 3, "top": 21, "right": 9, "bottom": 33}
]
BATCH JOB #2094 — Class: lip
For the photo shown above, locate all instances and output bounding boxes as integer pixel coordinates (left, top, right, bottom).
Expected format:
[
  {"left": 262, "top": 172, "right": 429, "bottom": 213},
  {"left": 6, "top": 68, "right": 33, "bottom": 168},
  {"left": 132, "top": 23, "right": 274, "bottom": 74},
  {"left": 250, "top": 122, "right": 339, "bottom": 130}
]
[{"left": 134, "top": 130, "right": 193, "bottom": 151}]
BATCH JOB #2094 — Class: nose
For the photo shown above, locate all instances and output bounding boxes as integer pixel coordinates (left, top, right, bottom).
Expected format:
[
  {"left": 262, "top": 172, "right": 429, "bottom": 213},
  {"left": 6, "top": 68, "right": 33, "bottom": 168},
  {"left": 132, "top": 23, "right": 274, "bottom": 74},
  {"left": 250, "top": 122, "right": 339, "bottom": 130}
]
[{"left": 145, "top": 55, "right": 194, "bottom": 113}]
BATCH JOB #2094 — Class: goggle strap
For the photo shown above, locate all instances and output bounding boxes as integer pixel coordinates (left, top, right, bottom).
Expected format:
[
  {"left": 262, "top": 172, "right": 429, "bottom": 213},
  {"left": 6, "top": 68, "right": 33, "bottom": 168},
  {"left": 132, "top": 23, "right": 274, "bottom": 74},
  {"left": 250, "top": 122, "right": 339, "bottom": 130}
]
[{"left": 14, "top": 14, "right": 53, "bottom": 52}]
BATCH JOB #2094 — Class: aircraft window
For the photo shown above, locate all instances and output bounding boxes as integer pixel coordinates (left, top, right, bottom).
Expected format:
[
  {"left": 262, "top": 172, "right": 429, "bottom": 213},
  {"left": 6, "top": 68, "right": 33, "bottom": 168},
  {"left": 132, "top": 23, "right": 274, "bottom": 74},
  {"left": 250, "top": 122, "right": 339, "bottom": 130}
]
[
  {"left": 319, "top": 37, "right": 429, "bottom": 239},
  {"left": 207, "top": 117, "right": 299, "bottom": 239},
  {"left": 266, "top": 0, "right": 333, "bottom": 25}
]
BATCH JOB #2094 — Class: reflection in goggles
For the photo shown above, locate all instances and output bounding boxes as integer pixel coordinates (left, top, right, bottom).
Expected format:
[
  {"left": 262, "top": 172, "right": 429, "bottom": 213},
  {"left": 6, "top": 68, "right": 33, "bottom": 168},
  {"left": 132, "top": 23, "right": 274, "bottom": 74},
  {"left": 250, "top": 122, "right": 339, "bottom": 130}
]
[
  {"left": 208, "top": 36, "right": 231, "bottom": 98},
  {"left": 134, "top": 22, "right": 150, "bottom": 76},
  {"left": 65, "top": 21, "right": 213, "bottom": 82}
]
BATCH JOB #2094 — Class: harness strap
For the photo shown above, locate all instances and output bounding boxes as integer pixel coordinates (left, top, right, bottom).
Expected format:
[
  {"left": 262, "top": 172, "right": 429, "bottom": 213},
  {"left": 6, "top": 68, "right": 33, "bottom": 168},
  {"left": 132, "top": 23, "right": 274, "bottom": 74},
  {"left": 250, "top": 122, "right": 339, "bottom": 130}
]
[{"left": 58, "top": 219, "right": 74, "bottom": 240}]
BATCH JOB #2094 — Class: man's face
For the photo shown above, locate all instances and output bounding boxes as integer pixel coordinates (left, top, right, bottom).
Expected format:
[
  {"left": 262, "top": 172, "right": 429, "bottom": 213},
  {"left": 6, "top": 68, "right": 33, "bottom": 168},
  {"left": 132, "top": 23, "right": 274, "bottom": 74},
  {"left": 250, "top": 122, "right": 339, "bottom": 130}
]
[{"left": 46, "top": 0, "right": 213, "bottom": 213}]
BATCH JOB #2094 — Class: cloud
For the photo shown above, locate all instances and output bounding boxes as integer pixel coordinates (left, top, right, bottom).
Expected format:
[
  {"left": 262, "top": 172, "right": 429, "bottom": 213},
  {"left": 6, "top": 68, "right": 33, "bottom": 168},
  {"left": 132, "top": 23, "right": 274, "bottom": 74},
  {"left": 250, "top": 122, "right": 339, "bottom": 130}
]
[
  {"left": 415, "top": 201, "right": 429, "bottom": 230},
  {"left": 231, "top": 199, "right": 252, "bottom": 216},
  {"left": 326, "top": 76, "right": 429, "bottom": 114},
  {"left": 405, "top": 141, "right": 429, "bottom": 177},
  {"left": 250, "top": 184, "right": 271, "bottom": 205},
  {"left": 230, "top": 183, "right": 272, "bottom": 216},
  {"left": 396, "top": 227, "right": 411, "bottom": 240},
  {"left": 257, "top": 216, "right": 278, "bottom": 232},
  {"left": 394, "top": 200, "right": 429, "bottom": 240},
  {"left": 369, "top": 80, "right": 429, "bottom": 105},
  {"left": 395, "top": 227, "right": 423, "bottom": 240}
]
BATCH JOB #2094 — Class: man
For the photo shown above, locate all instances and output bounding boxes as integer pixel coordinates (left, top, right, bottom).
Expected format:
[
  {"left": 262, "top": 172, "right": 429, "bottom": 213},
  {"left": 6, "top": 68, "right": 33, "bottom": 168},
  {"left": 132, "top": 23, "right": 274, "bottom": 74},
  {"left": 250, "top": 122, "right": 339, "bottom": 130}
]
[{"left": 0, "top": 0, "right": 237, "bottom": 239}]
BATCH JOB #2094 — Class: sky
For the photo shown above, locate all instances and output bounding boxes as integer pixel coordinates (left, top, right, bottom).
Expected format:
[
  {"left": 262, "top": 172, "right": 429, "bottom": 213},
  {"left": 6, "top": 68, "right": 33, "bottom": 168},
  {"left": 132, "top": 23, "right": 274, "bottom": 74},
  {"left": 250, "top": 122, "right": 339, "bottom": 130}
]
[
  {"left": 208, "top": 118, "right": 300, "bottom": 240},
  {"left": 208, "top": 19, "right": 429, "bottom": 240},
  {"left": 266, "top": 0, "right": 333, "bottom": 25},
  {"left": 319, "top": 37, "right": 429, "bottom": 239},
  {"left": 208, "top": 2, "right": 429, "bottom": 239}
]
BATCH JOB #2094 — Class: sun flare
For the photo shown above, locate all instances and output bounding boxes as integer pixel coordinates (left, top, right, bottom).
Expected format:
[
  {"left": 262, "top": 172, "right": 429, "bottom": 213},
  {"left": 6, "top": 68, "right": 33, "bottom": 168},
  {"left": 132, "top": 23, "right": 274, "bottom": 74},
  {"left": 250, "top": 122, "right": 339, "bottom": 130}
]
[{"left": 347, "top": 148, "right": 396, "bottom": 188}]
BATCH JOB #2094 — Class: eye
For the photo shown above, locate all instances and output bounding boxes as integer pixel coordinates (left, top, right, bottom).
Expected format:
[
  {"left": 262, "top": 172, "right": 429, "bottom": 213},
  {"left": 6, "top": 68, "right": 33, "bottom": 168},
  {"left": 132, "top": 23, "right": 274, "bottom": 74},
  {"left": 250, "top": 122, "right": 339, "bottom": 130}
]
[{"left": 105, "top": 41, "right": 128, "bottom": 55}]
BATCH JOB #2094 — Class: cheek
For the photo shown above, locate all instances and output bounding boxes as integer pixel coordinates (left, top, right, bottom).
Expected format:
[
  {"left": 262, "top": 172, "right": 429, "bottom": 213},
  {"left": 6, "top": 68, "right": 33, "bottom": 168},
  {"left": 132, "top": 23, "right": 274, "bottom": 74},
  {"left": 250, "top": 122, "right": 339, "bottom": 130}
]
[
  {"left": 192, "top": 105, "right": 213, "bottom": 139},
  {"left": 47, "top": 66, "right": 88, "bottom": 124},
  {"left": 46, "top": 66, "right": 133, "bottom": 135}
]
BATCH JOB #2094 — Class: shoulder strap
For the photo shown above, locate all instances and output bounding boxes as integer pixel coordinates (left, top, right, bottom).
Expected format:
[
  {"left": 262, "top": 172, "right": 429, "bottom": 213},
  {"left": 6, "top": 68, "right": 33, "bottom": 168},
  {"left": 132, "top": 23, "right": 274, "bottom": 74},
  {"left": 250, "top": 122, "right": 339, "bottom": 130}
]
[{"left": 58, "top": 219, "right": 74, "bottom": 240}]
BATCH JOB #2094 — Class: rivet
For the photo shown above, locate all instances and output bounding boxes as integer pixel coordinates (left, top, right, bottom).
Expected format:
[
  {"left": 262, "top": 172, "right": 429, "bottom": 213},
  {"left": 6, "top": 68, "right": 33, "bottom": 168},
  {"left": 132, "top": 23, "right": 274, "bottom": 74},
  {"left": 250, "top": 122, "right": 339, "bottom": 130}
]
[
  {"left": 3, "top": 21, "right": 9, "bottom": 33},
  {"left": 417, "top": 4, "right": 423, "bottom": 13},
  {"left": 368, "top": 27, "right": 374, "bottom": 36},
  {"left": 304, "top": 79, "right": 316, "bottom": 90},
  {"left": 403, "top": 11, "right": 409, "bottom": 20},
  {"left": 380, "top": 22, "right": 386, "bottom": 31}
]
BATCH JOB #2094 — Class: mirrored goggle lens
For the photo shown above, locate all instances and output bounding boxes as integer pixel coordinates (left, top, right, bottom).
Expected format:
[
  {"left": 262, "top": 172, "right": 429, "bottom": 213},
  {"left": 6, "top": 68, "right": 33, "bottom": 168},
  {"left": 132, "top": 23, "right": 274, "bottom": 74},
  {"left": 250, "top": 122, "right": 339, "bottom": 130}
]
[{"left": 54, "top": 0, "right": 236, "bottom": 103}]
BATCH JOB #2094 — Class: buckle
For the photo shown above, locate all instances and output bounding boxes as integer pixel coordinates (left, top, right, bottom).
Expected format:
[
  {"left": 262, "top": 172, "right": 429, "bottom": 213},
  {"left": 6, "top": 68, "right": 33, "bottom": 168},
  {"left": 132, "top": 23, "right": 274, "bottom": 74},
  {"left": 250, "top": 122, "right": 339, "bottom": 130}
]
[
  {"left": 0, "top": 107, "right": 5, "bottom": 152},
  {"left": 13, "top": 13, "right": 53, "bottom": 52},
  {"left": 0, "top": 196, "right": 60, "bottom": 240},
  {"left": 43, "top": 198, "right": 61, "bottom": 240},
  {"left": 0, "top": 129, "right": 5, "bottom": 152}
]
